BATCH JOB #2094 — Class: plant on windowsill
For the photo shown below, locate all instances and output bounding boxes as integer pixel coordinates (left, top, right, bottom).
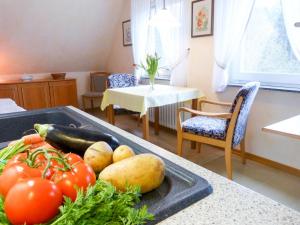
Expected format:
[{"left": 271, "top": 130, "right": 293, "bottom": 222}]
[{"left": 139, "top": 53, "right": 160, "bottom": 90}]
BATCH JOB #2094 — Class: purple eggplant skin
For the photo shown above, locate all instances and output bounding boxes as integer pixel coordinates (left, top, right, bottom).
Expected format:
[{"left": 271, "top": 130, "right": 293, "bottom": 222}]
[{"left": 34, "top": 124, "right": 120, "bottom": 156}]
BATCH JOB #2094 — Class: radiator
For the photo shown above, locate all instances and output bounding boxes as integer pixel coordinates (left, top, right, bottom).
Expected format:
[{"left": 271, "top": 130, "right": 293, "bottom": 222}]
[{"left": 148, "top": 102, "right": 188, "bottom": 130}]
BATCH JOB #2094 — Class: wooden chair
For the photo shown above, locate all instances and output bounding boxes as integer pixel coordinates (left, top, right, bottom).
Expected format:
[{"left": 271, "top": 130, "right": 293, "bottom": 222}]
[
  {"left": 82, "top": 72, "right": 108, "bottom": 111},
  {"left": 177, "top": 82, "right": 260, "bottom": 180}
]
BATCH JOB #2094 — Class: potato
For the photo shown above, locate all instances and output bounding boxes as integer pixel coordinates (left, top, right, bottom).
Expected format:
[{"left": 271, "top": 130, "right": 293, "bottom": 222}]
[
  {"left": 84, "top": 142, "right": 113, "bottom": 173},
  {"left": 99, "top": 153, "right": 165, "bottom": 193},
  {"left": 113, "top": 145, "right": 135, "bottom": 163}
]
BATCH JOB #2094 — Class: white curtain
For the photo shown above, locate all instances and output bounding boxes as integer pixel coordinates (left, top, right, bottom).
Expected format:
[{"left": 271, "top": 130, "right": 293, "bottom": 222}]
[
  {"left": 131, "top": 0, "right": 189, "bottom": 86},
  {"left": 156, "top": 0, "right": 189, "bottom": 86},
  {"left": 281, "top": 0, "right": 300, "bottom": 61},
  {"left": 131, "top": 0, "right": 151, "bottom": 80},
  {"left": 213, "top": 0, "right": 255, "bottom": 92}
]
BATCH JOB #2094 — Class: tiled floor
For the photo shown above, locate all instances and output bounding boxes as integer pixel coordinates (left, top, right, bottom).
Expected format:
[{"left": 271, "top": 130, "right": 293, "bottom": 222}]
[{"left": 89, "top": 109, "right": 300, "bottom": 212}]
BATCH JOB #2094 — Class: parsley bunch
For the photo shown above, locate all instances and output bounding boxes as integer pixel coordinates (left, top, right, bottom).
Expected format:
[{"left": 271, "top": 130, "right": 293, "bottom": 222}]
[{"left": 48, "top": 179, "right": 154, "bottom": 225}]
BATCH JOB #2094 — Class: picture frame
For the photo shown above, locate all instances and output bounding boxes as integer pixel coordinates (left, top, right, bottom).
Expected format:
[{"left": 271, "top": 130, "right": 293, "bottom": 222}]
[
  {"left": 191, "top": 0, "right": 214, "bottom": 38},
  {"left": 122, "top": 20, "right": 132, "bottom": 46}
]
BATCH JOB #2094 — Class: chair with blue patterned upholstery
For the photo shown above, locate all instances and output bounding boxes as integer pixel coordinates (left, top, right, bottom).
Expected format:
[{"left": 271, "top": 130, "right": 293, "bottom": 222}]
[
  {"left": 107, "top": 73, "right": 137, "bottom": 89},
  {"left": 177, "top": 82, "right": 260, "bottom": 180},
  {"left": 107, "top": 73, "right": 139, "bottom": 116}
]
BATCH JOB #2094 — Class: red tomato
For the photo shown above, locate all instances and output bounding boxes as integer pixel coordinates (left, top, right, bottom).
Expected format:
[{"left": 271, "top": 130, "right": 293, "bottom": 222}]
[
  {"left": 72, "top": 162, "right": 96, "bottom": 188},
  {"left": 65, "top": 153, "right": 84, "bottom": 165},
  {"left": 4, "top": 153, "right": 27, "bottom": 170},
  {"left": 4, "top": 178, "right": 63, "bottom": 225},
  {"left": 54, "top": 162, "right": 96, "bottom": 201},
  {"left": 54, "top": 171, "right": 78, "bottom": 201},
  {"left": 0, "top": 164, "right": 42, "bottom": 197},
  {"left": 0, "top": 166, "right": 28, "bottom": 197}
]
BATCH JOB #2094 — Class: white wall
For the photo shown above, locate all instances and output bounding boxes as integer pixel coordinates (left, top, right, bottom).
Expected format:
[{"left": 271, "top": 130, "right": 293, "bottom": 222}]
[
  {"left": 106, "top": 0, "right": 134, "bottom": 73},
  {"left": 0, "top": 0, "right": 125, "bottom": 107},
  {"left": 0, "top": 0, "right": 124, "bottom": 74},
  {"left": 106, "top": 0, "right": 300, "bottom": 169}
]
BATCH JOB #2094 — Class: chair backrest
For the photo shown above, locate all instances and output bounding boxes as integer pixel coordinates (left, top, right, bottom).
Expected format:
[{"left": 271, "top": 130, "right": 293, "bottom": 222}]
[
  {"left": 229, "top": 82, "right": 260, "bottom": 147},
  {"left": 107, "top": 73, "right": 137, "bottom": 89},
  {"left": 90, "top": 72, "right": 108, "bottom": 92}
]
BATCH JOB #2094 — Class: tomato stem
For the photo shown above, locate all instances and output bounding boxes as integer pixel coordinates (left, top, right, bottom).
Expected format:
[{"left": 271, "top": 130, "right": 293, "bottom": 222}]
[{"left": 25, "top": 148, "right": 72, "bottom": 178}]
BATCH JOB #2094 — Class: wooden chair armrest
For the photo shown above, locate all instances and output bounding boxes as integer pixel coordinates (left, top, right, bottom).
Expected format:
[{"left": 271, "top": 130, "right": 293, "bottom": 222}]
[
  {"left": 178, "top": 107, "right": 232, "bottom": 119},
  {"left": 198, "top": 99, "right": 232, "bottom": 107}
]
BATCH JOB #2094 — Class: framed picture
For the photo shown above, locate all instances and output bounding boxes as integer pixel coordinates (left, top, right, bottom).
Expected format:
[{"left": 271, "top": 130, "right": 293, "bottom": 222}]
[
  {"left": 191, "top": 0, "right": 214, "bottom": 37},
  {"left": 122, "top": 20, "right": 132, "bottom": 46}
]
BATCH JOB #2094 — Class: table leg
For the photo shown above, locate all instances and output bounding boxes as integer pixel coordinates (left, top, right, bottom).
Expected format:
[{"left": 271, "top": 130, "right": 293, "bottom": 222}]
[
  {"left": 191, "top": 99, "right": 198, "bottom": 149},
  {"left": 154, "top": 107, "right": 160, "bottom": 135},
  {"left": 142, "top": 113, "right": 150, "bottom": 140},
  {"left": 107, "top": 104, "right": 115, "bottom": 125}
]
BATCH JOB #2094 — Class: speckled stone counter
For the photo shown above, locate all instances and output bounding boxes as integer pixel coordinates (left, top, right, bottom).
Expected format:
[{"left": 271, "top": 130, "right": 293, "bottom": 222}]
[{"left": 69, "top": 107, "right": 300, "bottom": 225}]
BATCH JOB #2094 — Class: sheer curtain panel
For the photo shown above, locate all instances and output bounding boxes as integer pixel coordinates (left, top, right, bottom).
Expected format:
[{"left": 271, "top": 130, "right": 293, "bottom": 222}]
[
  {"left": 213, "top": 0, "right": 255, "bottom": 92},
  {"left": 281, "top": 0, "right": 300, "bottom": 61},
  {"left": 131, "top": 0, "right": 151, "bottom": 80},
  {"left": 156, "top": 0, "right": 189, "bottom": 86}
]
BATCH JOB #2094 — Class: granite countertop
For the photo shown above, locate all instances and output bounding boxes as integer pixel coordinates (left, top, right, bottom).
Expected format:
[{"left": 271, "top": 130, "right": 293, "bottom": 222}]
[{"left": 69, "top": 106, "right": 300, "bottom": 225}]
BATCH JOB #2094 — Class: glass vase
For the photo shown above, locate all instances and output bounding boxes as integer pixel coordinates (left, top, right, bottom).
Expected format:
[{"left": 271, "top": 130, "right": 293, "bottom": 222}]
[{"left": 149, "top": 77, "right": 155, "bottom": 90}]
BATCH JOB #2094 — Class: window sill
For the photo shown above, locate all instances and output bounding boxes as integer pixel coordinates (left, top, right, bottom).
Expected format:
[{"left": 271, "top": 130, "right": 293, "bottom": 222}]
[
  {"left": 228, "top": 82, "right": 300, "bottom": 93},
  {"left": 140, "top": 77, "right": 170, "bottom": 81}
]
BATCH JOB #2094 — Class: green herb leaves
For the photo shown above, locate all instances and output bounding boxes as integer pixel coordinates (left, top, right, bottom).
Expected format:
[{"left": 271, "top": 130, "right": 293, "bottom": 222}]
[
  {"left": 0, "top": 196, "right": 9, "bottom": 225},
  {"left": 48, "top": 180, "right": 154, "bottom": 225}
]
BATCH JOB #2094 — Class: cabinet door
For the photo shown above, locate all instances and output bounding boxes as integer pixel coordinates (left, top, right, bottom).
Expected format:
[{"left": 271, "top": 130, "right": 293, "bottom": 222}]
[
  {"left": 18, "top": 82, "right": 51, "bottom": 110},
  {"left": 49, "top": 80, "right": 78, "bottom": 107},
  {"left": 0, "top": 84, "right": 21, "bottom": 105}
]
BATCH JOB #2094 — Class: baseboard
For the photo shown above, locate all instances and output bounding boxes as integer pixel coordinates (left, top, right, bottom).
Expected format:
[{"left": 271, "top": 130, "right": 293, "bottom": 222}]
[{"left": 232, "top": 149, "right": 300, "bottom": 177}]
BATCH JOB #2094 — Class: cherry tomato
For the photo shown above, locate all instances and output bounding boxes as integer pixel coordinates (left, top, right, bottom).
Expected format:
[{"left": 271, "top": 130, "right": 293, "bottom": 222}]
[
  {"left": 4, "top": 178, "right": 63, "bottom": 225},
  {"left": 0, "top": 164, "right": 42, "bottom": 197},
  {"left": 54, "top": 162, "right": 96, "bottom": 201}
]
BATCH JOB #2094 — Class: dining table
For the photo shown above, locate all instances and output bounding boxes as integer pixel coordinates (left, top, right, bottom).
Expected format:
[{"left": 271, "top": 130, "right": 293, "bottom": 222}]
[{"left": 101, "top": 84, "right": 204, "bottom": 140}]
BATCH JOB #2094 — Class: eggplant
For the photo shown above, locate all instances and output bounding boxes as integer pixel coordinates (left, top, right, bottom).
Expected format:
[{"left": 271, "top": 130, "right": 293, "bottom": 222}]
[{"left": 34, "top": 124, "right": 120, "bottom": 156}]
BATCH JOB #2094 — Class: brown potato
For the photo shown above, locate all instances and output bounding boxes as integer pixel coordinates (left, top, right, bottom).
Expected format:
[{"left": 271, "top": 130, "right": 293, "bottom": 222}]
[
  {"left": 99, "top": 153, "right": 165, "bottom": 193},
  {"left": 84, "top": 142, "right": 113, "bottom": 173},
  {"left": 113, "top": 145, "right": 135, "bottom": 163}
]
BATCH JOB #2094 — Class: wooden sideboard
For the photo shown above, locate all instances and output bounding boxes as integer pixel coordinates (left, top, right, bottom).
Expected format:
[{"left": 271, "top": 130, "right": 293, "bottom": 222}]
[{"left": 0, "top": 79, "right": 78, "bottom": 110}]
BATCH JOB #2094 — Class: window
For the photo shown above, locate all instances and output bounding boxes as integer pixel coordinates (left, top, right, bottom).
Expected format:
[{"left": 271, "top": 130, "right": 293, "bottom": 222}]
[
  {"left": 142, "top": 0, "right": 182, "bottom": 80},
  {"left": 229, "top": 0, "right": 300, "bottom": 90}
]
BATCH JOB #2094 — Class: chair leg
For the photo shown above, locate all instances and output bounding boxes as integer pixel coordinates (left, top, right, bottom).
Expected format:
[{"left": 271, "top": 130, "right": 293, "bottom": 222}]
[
  {"left": 137, "top": 116, "right": 141, "bottom": 127},
  {"left": 225, "top": 145, "right": 233, "bottom": 180},
  {"left": 177, "top": 133, "right": 183, "bottom": 157},
  {"left": 191, "top": 141, "right": 196, "bottom": 149},
  {"left": 197, "top": 143, "right": 202, "bottom": 153},
  {"left": 240, "top": 139, "right": 246, "bottom": 165},
  {"left": 91, "top": 99, "right": 94, "bottom": 109}
]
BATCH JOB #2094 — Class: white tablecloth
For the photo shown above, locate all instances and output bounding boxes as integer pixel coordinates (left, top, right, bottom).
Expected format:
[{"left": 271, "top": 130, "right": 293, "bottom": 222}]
[
  {"left": 101, "top": 84, "right": 204, "bottom": 116},
  {"left": 0, "top": 98, "right": 25, "bottom": 114}
]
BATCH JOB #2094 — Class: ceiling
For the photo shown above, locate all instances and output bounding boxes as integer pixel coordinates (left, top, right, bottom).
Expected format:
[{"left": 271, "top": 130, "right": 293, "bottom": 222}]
[{"left": 0, "top": 0, "right": 124, "bottom": 74}]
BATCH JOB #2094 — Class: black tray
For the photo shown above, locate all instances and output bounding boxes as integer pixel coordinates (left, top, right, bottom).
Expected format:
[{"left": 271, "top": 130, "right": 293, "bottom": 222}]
[{"left": 0, "top": 107, "right": 213, "bottom": 224}]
